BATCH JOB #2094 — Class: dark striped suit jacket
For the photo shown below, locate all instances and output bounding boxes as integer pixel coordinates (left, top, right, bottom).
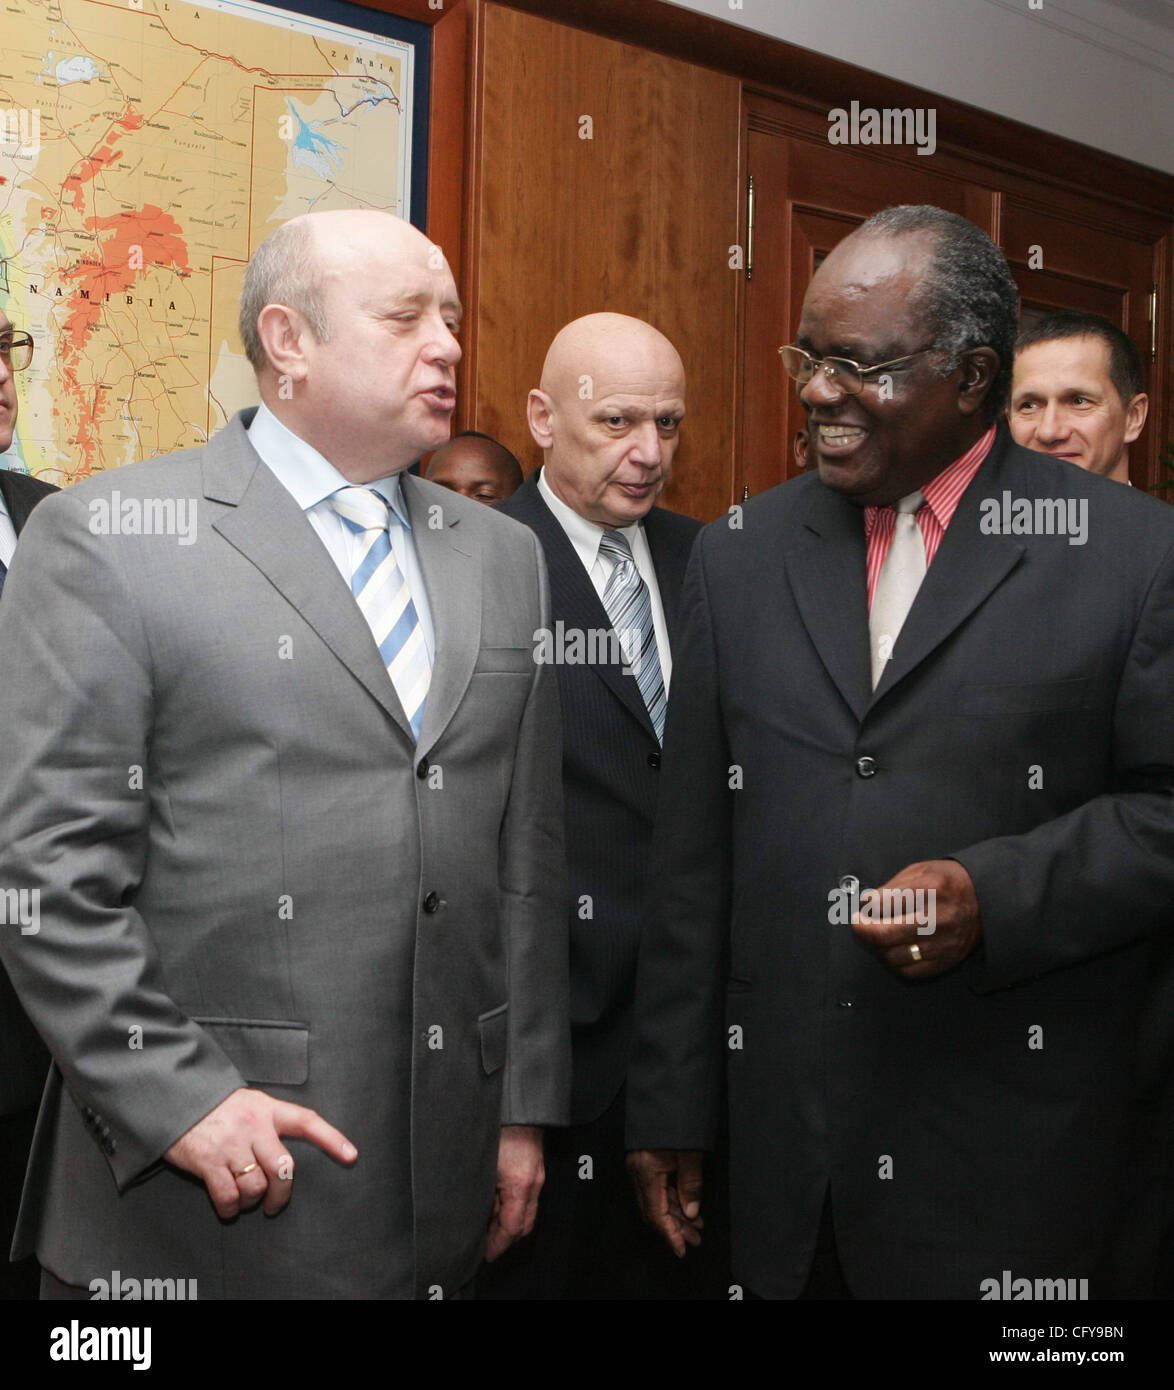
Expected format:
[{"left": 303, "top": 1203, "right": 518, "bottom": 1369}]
[
  {"left": 0, "top": 466, "right": 58, "bottom": 1116},
  {"left": 498, "top": 474, "right": 701, "bottom": 1124}
]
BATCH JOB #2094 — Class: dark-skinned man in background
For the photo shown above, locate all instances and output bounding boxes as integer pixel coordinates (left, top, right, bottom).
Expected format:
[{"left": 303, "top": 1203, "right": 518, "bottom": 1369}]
[{"left": 425, "top": 430, "right": 523, "bottom": 505}]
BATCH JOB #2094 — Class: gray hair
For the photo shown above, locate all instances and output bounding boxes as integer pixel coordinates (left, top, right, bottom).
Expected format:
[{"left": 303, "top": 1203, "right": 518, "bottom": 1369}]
[
  {"left": 857, "top": 205, "right": 1020, "bottom": 419},
  {"left": 238, "top": 219, "right": 331, "bottom": 374}
]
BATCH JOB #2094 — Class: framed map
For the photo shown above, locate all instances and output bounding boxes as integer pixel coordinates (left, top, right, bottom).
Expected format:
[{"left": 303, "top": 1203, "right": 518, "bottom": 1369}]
[{"left": 0, "top": 0, "right": 430, "bottom": 482}]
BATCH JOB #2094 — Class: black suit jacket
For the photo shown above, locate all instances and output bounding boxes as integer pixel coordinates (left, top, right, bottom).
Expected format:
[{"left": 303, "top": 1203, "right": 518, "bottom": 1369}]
[
  {"left": 499, "top": 474, "right": 701, "bottom": 1124},
  {"left": 0, "top": 466, "right": 59, "bottom": 1116},
  {"left": 626, "top": 427, "right": 1174, "bottom": 1298}
]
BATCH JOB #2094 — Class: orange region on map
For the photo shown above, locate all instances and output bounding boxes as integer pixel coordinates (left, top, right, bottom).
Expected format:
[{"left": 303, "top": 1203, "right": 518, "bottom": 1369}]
[
  {"left": 62, "top": 106, "right": 144, "bottom": 213},
  {"left": 58, "top": 206, "right": 190, "bottom": 470}
]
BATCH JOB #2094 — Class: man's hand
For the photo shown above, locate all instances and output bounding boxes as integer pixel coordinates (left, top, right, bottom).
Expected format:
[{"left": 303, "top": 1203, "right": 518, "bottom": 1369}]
[
  {"left": 626, "top": 1149, "right": 704, "bottom": 1258},
  {"left": 485, "top": 1124, "right": 544, "bottom": 1262},
  {"left": 851, "top": 858, "right": 981, "bottom": 980},
  {"left": 164, "top": 1087, "right": 358, "bottom": 1220}
]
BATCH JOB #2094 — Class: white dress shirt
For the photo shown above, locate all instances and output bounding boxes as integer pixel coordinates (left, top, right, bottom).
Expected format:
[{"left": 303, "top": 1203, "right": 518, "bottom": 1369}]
[
  {"left": 537, "top": 466, "right": 672, "bottom": 691},
  {"left": 246, "top": 403, "right": 435, "bottom": 662}
]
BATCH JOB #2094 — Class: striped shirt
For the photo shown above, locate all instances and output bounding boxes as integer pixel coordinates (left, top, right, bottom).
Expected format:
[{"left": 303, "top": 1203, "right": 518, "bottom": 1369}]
[{"left": 864, "top": 426, "right": 996, "bottom": 610}]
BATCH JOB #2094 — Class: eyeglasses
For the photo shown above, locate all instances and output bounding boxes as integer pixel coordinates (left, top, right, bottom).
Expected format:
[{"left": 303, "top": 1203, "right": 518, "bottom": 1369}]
[
  {"left": 778, "top": 343, "right": 935, "bottom": 396},
  {"left": 0, "top": 331, "right": 34, "bottom": 372}
]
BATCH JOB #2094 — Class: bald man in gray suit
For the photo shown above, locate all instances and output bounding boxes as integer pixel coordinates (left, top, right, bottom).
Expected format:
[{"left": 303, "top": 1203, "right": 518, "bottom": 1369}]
[{"left": 0, "top": 211, "right": 569, "bottom": 1299}]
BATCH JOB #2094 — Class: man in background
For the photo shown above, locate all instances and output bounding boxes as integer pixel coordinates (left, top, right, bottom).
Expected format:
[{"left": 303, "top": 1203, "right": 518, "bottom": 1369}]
[
  {"left": 1012, "top": 313, "right": 1170, "bottom": 1296},
  {"left": 426, "top": 430, "right": 523, "bottom": 503},
  {"left": 1009, "top": 310, "right": 1147, "bottom": 484},
  {"left": 0, "top": 211, "right": 568, "bottom": 1299},
  {"left": 483, "top": 312, "right": 725, "bottom": 1298},
  {"left": 0, "top": 317, "right": 57, "bottom": 1300}
]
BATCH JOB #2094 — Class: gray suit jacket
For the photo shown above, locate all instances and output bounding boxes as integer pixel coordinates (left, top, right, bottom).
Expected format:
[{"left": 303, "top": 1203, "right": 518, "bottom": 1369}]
[{"left": 0, "top": 410, "right": 569, "bottom": 1298}]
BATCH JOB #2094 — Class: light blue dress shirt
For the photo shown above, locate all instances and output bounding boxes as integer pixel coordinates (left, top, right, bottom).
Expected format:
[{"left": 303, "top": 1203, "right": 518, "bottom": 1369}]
[{"left": 246, "top": 403, "right": 435, "bottom": 663}]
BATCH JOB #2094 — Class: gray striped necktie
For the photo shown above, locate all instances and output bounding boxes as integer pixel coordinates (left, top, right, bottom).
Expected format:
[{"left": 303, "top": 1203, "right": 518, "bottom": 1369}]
[
  {"left": 598, "top": 528, "right": 666, "bottom": 742},
  {"left": 330, "top": 486, "right": 431, "bottom": 740}
]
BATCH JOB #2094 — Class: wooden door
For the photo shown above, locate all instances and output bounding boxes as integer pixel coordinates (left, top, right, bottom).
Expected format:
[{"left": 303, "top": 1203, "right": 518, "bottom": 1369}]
[{"left": 739, "top": 92, "right": 1169, "bottom": 495}]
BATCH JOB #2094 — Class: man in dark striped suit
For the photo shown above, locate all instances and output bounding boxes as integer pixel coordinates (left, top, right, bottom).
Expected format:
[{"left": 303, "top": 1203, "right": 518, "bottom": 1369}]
[
  {"left": 0, "top": 317, "right": 58, "bottom": 1299},
  {"left": 483, "top": 313, "right": 725, "bottom": 1298}
]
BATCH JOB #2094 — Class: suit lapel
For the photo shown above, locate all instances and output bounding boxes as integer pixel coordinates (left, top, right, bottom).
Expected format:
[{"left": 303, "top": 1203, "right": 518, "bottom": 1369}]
[
  {"left": 784, "top": 482, "right": 873, "bottom": 723},
  {"left": 0, "top": 471, "right": 17, "bottom": 531},
  {"left": 205, "top": 413, "right": 415, "bottom": 743},
  {"left": 401, "top": 472, "right": 482, "bottom": 756},
  {"left": 870, "top": 435, "right": 1025, "bottom": 704},
  {"left": 0, "top": 471, "right": 34, "bottom": 534},
  {"left": 508, "top": 476, "right": 656, "bottom": 740}
]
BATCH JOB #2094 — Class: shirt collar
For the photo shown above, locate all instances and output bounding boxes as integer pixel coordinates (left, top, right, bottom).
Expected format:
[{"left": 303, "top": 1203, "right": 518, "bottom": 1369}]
[
  {"left": 536, "top": 465, "right": 642, "bottom": 567},
  {"left": 247, "top": 402, "right": 411, "bottom": 529},
  {"left": 865, "top": 425, "right": 996, "bottom": 533}
]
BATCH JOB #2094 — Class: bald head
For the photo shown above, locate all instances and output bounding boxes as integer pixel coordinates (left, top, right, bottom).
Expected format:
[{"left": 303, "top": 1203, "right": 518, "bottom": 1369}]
[
  {"left": 241, "top": 210, "right": 462, "bottom": 482},
  {"left": 529, "top": 313, "right": 685, "bottom": 527},
  {"left": 539, "top": 313, "right": 683, "bottom": 402}
]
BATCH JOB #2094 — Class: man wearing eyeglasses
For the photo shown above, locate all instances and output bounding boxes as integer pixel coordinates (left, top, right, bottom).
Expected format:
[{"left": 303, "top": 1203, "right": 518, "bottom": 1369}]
[
  {"left": 0, "top": 319, "right": 57, "bottom": 1299},
  {"left": 626, "top": 205, "right": 1174, "bottom": 1299}
]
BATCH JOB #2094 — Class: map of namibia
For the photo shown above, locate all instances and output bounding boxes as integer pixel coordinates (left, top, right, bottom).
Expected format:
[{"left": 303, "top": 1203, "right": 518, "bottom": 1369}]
[{"left": 0, "top": 0, "right": 414, "bottom": 481}]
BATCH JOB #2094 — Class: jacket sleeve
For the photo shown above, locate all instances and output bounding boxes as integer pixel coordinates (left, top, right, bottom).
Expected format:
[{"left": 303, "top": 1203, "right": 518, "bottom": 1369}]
[
  {"left": 625, "top": 531, "right": 732, "bottom": 1152},
  {"left": 496, "top": 529, "right": 571, "bottom": 1126},
  {"left": 0, "top": 489, "right": 245, "bottom": 1188},
  {"left": 954, "top": 534, "right": 1174, "bottom": 991}
]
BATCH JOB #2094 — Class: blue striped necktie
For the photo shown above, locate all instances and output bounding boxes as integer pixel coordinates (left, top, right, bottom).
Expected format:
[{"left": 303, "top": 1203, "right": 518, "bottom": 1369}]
[
  {"left": 330, "top": 486, "right": 431, "bottom": 740},
  {"left": 598, "top": 528, "right": 666, "bottom": 742}
]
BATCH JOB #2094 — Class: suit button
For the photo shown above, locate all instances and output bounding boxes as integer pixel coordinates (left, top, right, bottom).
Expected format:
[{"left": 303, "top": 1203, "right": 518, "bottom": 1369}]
[
  {"left": 423, "top": 891, "right": 440, "bottom": 914},
  {"left": 855, "top": 756, "right": 877, "bottom": 778},
  {"left": 647, "top": 752, "right": 661, "bottom": 770},
  {"left": 837, "top": 1000, "right": 855, "bottom": 1009},
  {"left": 416, "top": 759, "right": 428, "bottom": 780},
  {"left": 839, "top": 875, "right": 859, "bottom": 894}
]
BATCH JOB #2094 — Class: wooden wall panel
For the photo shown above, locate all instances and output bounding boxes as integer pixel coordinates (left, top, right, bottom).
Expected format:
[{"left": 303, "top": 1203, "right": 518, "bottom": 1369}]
[
  {"left": 466, "top": 2, "right": 741, "bottom": 522},
  {"left": 425, "top": 0, "right": 471, "bottom": 285}
]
